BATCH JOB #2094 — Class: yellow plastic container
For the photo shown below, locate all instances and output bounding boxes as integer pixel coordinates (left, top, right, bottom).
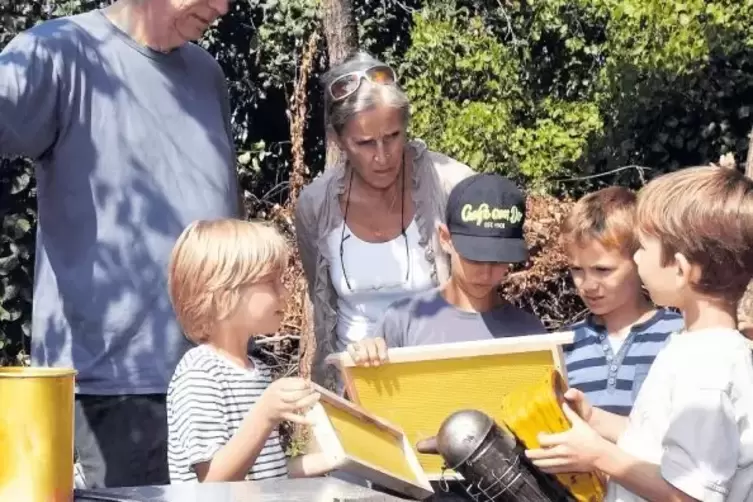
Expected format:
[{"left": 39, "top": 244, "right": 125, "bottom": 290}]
[{"left": 0, "top": 367, "right": 77, "bottom": 502}]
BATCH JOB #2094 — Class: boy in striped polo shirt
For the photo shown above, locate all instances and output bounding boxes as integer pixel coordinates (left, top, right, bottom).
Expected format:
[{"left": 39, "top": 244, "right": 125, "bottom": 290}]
[
  {"left": 165, "top": 219, "right": 333, "bottom": 483},
  {"left": 561, "top": 187, "right": 683, "bottom": 416}
]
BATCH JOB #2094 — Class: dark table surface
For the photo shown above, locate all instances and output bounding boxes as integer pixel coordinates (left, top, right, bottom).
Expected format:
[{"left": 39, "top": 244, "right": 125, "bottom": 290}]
[{"left": 72, "top": 477, "right": 471, "bottom": 502}]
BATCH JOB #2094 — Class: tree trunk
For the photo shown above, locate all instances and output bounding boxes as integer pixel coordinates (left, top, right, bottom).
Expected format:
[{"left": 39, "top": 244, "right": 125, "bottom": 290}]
[
  {"left": 322, "top": 0, "right": 358, "bottom": 168},
  {"left": 746, "top": 128, "right": 753, "bottom": 179}
]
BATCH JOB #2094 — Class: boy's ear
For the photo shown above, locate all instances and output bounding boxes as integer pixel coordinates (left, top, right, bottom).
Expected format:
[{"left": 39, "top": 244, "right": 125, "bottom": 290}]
[
  {"left": 674, "top": 251, "right": 699, "bottom": 290},
  {"left": 437, "top": 223, "right": 453, "bottom": 254}
]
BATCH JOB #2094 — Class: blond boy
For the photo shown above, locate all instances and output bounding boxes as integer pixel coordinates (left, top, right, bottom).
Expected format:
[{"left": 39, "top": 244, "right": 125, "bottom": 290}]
[
  {"left": 527, "top": 166, "right": 753, "bottom": 502},
  {"left": 166, "top": 219, "right": 331, "bottom": 483},
  {"left": 561, "top": 187, "right": 683, "bottom": 416}
]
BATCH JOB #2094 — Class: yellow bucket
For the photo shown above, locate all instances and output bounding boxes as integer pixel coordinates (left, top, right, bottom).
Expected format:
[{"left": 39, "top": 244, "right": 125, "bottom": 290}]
[{"left": 0, "top": 367, "right": 77, "bottom": 502}]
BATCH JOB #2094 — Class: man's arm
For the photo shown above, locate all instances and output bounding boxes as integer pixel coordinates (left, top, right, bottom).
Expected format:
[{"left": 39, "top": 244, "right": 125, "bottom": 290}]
[
  {"left": 214, "top": 62, "right": 245, "bottom": 219},
  {"left": 0, "top": 30, "right": 61, "bottom": 159}
]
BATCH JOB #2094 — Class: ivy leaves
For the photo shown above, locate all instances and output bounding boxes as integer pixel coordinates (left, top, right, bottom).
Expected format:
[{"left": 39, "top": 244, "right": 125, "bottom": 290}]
[
  {"left": 401, "top": 5, "right": 602, "bottom": 186},
  {"left": 400, "top": 0, "right": 753, "bottom": 189}
]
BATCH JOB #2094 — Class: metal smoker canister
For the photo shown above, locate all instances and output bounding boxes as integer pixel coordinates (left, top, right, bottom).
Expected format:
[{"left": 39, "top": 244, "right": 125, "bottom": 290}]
[
  {"left": 433, "top": 409, "right": 577, "bottom": 502},
  {"left": 0, "top": 367, "right": 77, "bottom": 502}
]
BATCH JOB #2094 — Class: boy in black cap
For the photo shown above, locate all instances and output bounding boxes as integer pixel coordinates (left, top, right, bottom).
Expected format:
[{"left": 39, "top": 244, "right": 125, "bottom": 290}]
[{"left": 346, "top": 173, "right": 546, "bottom": 365}]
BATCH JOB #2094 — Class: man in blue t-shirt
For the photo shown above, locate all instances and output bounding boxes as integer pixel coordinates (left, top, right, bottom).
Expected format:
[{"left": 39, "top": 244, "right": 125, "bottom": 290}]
[{"left": 0, "top": 0, "right": 241, "bottom": 488}]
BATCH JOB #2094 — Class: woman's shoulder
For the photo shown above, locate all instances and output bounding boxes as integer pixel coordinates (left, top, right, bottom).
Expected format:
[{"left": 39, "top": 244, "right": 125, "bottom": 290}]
[{"left": 297, "top": 164, "right": 344, "bottom": 208}]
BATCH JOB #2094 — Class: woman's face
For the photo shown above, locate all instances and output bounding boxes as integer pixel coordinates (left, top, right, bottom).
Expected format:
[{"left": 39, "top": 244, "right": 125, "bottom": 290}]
[{"left": 336, "top": 106, "right": 406, "bottom": 190}]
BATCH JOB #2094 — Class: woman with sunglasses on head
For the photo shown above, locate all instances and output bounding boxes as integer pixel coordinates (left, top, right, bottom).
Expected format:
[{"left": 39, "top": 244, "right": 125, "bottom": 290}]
[{"left": 295, "top": 51, "right": 474, "bottom": 389}]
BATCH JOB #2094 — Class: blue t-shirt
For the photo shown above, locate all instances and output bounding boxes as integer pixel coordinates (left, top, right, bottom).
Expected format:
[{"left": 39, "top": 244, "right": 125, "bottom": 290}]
[
  {"left": 0, "top": 11, "right": 240, "bottom": 394},
  {"left": 373, "top": 287, "right": 546, "bottom": 347},
  {"left": 563, "top": 308, "right": 684, "bottom": 416}
]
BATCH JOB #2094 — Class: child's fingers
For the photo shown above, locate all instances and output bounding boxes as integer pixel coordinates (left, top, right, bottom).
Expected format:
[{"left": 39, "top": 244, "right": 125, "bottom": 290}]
[
  {"left": 375, "top": 337, "right": 389, "bottom": 363},
  {"left": 279, "top": 386, "right": 316, "bottom": 404},
  {"left": 563, "top": 388, "right": 587, "bottom": 414},
  {"left": 346, "top": 343, "right": 366, "bottom": 365},
  {"left": 282, "top": 412, "right": 314, "bottom": 425},
  {"left": 528, "top": 456, "right": 576, "bottom": 473},
  {"left": 563, "top": 387, "right": 583, "bottom": 401},
  {"left": 348, "top": 340, "right": 385, "bottom": 367},
  {"left": 278, "top": 377, "right": 312, "bottom": 391},
  {"left": 536, "top": 431, "right": 569, "bottom": 448},
  {"left": 291, "top": 391, "right": 320, "bottom": 411},
  {"left": 283, "top": 393, "right": 320, "bottom": 425},
  {"left": 362, "top": 340, "right": 382, "bottom": 366}
]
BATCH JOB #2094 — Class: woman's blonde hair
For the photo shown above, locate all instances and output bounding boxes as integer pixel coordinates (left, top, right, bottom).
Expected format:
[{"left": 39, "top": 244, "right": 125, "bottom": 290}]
[{"left": 168, "top": 219, "right": 289, "bottom": 343}]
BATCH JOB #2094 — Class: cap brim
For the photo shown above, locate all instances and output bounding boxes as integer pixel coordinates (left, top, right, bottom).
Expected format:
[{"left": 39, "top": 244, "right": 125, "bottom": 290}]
[{"left": 451, "top": 234, "right": 529, "bottom": 263}]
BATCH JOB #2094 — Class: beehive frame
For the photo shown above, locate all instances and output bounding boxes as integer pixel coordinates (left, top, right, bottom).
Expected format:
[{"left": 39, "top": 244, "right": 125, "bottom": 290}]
[
  {"left": 306, "top": 384, "right": 434, "bottom": 500},
  {"left": 325, "top": 332, "right": 574, "bottom": 480}
]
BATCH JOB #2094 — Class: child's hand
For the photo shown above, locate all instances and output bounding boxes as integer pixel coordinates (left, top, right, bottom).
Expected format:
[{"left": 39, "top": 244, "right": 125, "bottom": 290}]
[
  {"left": 258, "top": 377, "right": 320, "bottom": 425},
  {"left": 562, "top": 388, "right": 593, "bottom": 424},
  {"left": 524, "top": 401, "right": 606, "bottom": 474},
  {"left": 346, "top": 337, "right": 388, "bottom": 367}
]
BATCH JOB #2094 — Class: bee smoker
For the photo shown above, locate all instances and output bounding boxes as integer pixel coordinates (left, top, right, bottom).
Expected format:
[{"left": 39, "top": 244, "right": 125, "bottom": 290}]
[{"left": 420, "top": 409, "right": 577, "bottom": 502}]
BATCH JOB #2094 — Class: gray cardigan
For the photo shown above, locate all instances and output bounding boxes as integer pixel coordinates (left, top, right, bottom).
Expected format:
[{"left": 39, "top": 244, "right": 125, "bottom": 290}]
[{"left": 293, "top": 140, "right": 474, "bottom": 387}]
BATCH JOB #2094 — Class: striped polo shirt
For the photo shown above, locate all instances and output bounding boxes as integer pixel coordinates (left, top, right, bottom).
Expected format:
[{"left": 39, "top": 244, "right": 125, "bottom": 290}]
[
  {"left": 563, "top": 308, "right": 683, "bottom": 416},
  {"left": 166, "top": 344, "right": 288, "bottom": 483}
]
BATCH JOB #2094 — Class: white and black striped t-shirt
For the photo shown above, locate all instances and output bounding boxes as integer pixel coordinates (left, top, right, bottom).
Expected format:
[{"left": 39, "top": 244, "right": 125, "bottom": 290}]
[{"left": 166, "top": 344, "right": 288, "bottom": 483}]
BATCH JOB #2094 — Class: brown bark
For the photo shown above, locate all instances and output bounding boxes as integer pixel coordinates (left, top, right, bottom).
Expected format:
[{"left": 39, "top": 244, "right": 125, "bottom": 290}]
[
  {"left": 288, "top": 31, "right": 319, "bottom": 207},
  {"left": 298, "top": 292, "right": 315, "bottom": 381},
  {"left": 746, "top": 128, "right": 753, "bottom": 179},
  {"left": 321, "top": 0, "right": 358, "bottom": 169}
]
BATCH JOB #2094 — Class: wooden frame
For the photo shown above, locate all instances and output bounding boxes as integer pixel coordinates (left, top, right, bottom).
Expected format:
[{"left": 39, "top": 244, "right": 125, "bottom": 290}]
[
  {"left": 325, "top": 332, "right": 575, "bottom": 480},
  {"left": 306, "top": 384, "right": 434, "bottom": 500},
  {"left": 327, "top": 332, "right": 573, "bottom": 402}
]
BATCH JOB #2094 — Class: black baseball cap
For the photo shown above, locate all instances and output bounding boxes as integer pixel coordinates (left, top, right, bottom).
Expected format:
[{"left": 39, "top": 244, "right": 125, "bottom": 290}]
[{"left": 445, "top": 173, "right": 528, "bottom": 263}]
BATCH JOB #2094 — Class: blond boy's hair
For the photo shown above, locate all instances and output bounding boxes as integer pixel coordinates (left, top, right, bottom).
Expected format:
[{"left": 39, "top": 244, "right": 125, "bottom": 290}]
[
  {"left": 636, "top": 165, "right": 753, "bottom": 303},
  {"left": 168, "top": 219, "right": 289, "bottom": 343},
  {"left": 560, "top": 186, "right": 638, "bottom": 255}
]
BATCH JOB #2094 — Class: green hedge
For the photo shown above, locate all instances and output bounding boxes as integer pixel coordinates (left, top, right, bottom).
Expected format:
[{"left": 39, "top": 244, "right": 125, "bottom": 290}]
[{"left": 401, "top": 0, "right": 753, "bottom": 190}]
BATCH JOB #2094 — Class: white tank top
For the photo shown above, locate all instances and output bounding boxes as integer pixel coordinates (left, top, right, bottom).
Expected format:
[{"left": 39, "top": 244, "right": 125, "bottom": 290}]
[{"left": 326, "top": 219, "right": 435, "bottom": 350}]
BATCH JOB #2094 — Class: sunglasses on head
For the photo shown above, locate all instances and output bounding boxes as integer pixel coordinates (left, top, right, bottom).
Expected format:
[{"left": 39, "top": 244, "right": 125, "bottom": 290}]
[{"left": 328, "top": 64, "right": 397, "bottom": 102}]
